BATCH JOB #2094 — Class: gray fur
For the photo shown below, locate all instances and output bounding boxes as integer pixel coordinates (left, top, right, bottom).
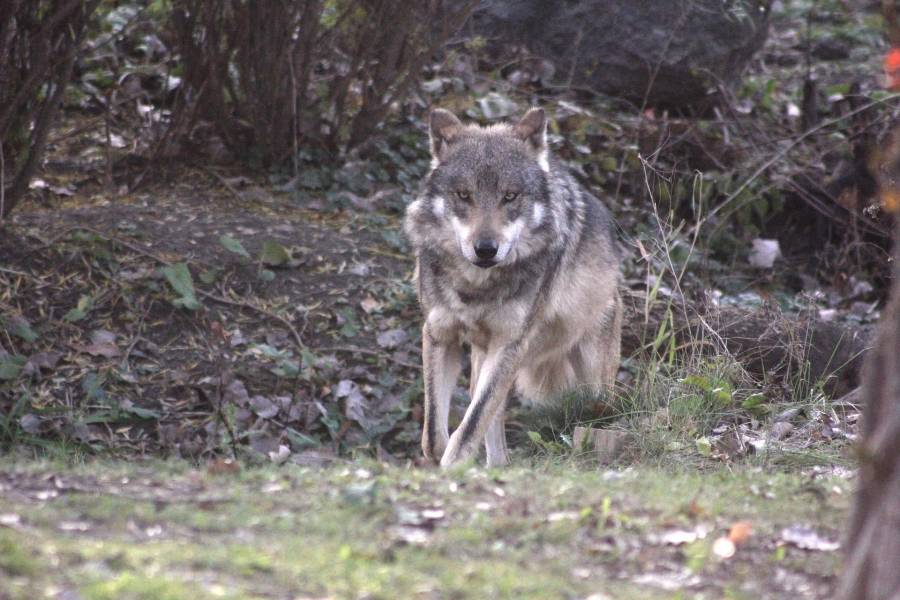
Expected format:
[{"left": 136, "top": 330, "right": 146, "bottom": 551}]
[{"left": 405, "top": 107, "right": 623, "bottom": 467}]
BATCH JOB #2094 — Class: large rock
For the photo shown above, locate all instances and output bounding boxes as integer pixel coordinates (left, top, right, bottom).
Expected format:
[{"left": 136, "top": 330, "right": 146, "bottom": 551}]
[{"left": 471, "top": 0, "right": 770, "bottom": 107}]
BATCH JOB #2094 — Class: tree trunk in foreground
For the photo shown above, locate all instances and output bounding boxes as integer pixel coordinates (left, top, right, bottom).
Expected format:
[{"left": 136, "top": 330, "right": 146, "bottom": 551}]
[{"left": 837, "top": 221, "right": 900, "bottom": 599}]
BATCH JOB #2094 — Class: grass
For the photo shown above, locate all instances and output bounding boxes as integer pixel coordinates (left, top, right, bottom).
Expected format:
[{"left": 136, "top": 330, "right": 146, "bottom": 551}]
[{"left": 0, "top": 456, "right": 850, "bottom": 599}]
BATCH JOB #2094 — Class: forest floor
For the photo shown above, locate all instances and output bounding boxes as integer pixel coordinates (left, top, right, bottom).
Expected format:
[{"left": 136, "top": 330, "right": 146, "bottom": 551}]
[
  {"left": 0, "top": 457, "right": 849, "bottom": 600},
  {"left": 0, "top": 172, "right": 859, "bottom": 599}
]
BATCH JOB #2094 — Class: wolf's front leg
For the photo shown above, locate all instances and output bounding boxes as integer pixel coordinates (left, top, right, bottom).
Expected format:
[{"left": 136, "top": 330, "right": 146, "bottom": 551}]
[
  {"left": 441, "top": 345, "right": 518, "bottom": 467},
  {"left": 421, "top": 328, "right": 462, "bottom": 463}
]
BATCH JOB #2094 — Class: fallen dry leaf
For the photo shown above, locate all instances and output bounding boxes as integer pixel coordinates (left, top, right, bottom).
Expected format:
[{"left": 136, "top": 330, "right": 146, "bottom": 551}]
[
  {"left": 76, "top": 329, "right": 120, "bottom": 358},
  {"left": 652, "top": 524, "right": 710, "bottom": 546},
  {"left": 360, "top": 296, "right": 381, "bottom": 314},
  {"left": 728, "top": 521, "right": 753, "bottom": 545},
  {"left": 249, "top": 395, "right": 279, "bottom": 419},
  {"left": 0, "top": 513, "right": 22, "bottom": 529},
  {"left": 207, "top": 458, "right": 240, "bottom": 475},
  {"left": 376, "top": 328, "right": 409, "bottom": 349},
  {"left": 268, "top": 444, "right": 291, "bottom": 464},
  {"left": 23, "top": 351, "right": 63, "bottom": 375},
  {"left": 748, "top": 238, "right": 781, "bottom": 269},
  {"left": 779, "top": 525, "right": 840, "bottom": 551}
]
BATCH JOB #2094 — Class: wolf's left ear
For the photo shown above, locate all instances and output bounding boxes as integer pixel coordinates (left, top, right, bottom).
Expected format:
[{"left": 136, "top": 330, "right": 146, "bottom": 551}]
[
  {"left": 513, "top": 107, "right": 548, "bottom": 154},
  {"left": 430, "top": 108, "right": 462, "bottom": 161}
]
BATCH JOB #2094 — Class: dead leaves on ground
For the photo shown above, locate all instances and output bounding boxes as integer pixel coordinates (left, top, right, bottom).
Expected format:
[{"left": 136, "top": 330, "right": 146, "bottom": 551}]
[{"left": 0, "top": 218, "right": 420, "bottom": 459}]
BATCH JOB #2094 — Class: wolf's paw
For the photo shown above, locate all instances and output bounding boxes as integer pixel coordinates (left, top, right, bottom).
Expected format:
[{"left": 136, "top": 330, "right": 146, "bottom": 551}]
[
  {"left": 439, "top": 432, "right": 474, "bottom": 468},
  {"left": 421, "top": 434, "right": 448, "bottom": 465},
  {"left": 485, "top": 450, "right": 509, "bottom": 468}
]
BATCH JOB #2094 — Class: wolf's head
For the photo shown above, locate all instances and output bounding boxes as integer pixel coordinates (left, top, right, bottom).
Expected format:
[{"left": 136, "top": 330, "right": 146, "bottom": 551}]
[{"left": 406, "top": 108, "right": 556, "bottom": 270}]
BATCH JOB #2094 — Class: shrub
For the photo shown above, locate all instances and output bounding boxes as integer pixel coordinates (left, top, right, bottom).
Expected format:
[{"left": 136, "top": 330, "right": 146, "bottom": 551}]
[
  {"left": 0, "top": 0, "right": 100, "bottom": 219},
  {"left": 167, "top": 0, "right": 476, "bottom": 166}
]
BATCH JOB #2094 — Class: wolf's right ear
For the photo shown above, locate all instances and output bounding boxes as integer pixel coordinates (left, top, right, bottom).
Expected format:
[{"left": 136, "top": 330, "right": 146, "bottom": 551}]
[{"left": 430, "top": 109, "right": 462, "bottom": 161}]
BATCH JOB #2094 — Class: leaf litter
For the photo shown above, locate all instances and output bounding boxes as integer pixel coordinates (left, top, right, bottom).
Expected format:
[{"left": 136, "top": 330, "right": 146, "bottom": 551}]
[{"left": 1, "top": 181, "right": 421, "bottom": 458}]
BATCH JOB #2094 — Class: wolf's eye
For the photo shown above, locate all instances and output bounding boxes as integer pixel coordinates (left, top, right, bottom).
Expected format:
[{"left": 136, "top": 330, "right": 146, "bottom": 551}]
[
  {"left": 456, "top": 191, "right": 471, "bottom": 202},
  {"left": 502, "top": 191, "right": 519, "bottom": 203}
]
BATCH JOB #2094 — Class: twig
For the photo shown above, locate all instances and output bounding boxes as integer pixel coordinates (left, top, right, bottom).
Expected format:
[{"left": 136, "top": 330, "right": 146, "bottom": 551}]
[
  {"left": 0, "top": 266, "right": 33, "bottom": 278},
  {"left": 78, "top": 225, "right": 170, "bottom": 263},
  {"left": 25, "top": 226, "right": 80, "bottom": 254},
  {"left": 1, "top": 140, "right": 5, "bottom": 223},
  {"left": 47, "top": 480, "right": 232, "bottom": 506},
  {"left": 697, "top": 94, "right": 900, "bottom": 229},
  {"left": 104, "top": 92, "right": 115, "bottom": 191},
  {"left": 200, "top": 289, "right": 306, "bottom": 350},
  {"left": 318, "top": 345, "right": 420, "bottom": 370},
  {"left": 121, "top": 309, "right": 148, "bottom": 365},
  {"left": 203, "top": 167, "right": 245, "bottom": 204},
  {"left": 44, "top": 225, "right": 307, "bottom": 350}
]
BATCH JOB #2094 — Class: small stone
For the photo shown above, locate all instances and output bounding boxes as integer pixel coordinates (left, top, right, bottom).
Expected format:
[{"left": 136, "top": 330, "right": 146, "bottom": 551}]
[
  {"left": 812, "top": 38, "right": 850, "bottom": 61},
  {"left": 573, "top": 427, "right": 632, "bottom": 463},
  {"left": 770, "top": 421, "right": 794, "bottom": 440},
  {"left": 774, "top": 407, "right": 802, "bottom": 423},
  {"left": 713, "top": 536, "right": 736, "bottom": 559}
]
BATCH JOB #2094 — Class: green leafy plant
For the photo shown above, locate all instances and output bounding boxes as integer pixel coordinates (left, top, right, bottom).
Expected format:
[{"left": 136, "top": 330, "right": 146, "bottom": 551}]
[
  {"left": 161, "top": 263, "right": 201, "bottom": 310},
  {"left": 63, "top": 295, "right": 94, "bottom": 323},
  {"left": 219, "top": 235, "right": 251, "bottom": 259}
]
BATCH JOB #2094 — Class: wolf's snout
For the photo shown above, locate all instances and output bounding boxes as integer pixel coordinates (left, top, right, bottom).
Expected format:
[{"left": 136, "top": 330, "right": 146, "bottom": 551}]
[{"left": 474, "top": 239, "right": 499, "bottom": 259}]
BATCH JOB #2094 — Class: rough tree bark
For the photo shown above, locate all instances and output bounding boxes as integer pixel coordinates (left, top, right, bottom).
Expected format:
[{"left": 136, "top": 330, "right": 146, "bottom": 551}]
[{"left": 836, "top": 184, "right": 900, "bottom": 598}]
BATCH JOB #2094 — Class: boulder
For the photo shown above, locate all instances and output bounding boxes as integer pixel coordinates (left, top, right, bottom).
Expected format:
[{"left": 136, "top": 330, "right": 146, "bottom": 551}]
[{"left": 471, "top": 0, "right": 770, "bottom": 107}]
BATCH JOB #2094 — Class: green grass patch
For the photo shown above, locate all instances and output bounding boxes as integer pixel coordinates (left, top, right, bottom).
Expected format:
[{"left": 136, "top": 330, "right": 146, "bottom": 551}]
[{"left": 0, "top": 457, "right": 849, "bottom": 599}]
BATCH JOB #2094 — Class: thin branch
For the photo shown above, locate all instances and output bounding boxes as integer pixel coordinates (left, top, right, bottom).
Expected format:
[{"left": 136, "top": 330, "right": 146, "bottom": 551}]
[
  {"left": 318, "top": 346, "right": 421, "bottom": 370},
  {"left": 41, "top": 225, "right": 307, "bottom": 351}
]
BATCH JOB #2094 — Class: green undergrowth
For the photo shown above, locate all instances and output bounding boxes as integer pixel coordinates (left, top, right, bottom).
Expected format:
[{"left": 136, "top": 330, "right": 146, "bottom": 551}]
[
  {"left": 0, "top": 457, "right": 850, "bottom": 599},
  {"left": 514, "top": 347, "right": 854, "bottom": 472}
]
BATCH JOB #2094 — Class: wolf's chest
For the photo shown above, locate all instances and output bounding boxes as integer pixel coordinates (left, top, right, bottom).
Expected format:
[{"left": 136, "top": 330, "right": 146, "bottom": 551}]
[{"left": 442, "top": 290, "right": 531, "bottom": 348}]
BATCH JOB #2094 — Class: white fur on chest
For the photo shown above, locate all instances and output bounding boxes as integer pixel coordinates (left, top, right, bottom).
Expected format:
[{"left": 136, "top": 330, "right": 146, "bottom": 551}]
[{"left": 428, "top": 292, "right": 529, "bottom": 347}]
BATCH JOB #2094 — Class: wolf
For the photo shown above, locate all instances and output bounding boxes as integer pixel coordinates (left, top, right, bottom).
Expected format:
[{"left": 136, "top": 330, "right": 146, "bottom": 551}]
[{"left": 404, "top": 107, "right": 622, "bottom": 467}]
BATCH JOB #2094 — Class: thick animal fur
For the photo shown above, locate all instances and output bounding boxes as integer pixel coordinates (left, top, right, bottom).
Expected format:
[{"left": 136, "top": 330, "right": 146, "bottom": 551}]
[{"left": 404, "top": 107, "right": 622, "bottom": 467}]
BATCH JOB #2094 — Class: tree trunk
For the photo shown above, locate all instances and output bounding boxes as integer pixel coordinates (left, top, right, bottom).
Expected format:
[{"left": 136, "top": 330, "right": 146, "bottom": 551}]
[{"left": 836, "top": 220, "right": 900, "bottom": 599}]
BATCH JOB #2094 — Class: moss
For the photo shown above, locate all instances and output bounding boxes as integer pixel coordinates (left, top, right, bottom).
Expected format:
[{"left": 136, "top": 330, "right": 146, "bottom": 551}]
[
  {"left": 81, "top": 573, "right": 203, "bottom": 600},
  {"left": 0, "top": 530, "right": 41, "bottom": 577}
]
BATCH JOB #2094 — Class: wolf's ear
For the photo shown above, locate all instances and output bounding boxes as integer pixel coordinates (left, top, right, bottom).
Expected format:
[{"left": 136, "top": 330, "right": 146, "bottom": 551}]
[
  {"left": 513, "top": 107, "right": 547, "bottom": 154},
  {"left": 430, "top": 108, "right": 462, "bottom": 161}
]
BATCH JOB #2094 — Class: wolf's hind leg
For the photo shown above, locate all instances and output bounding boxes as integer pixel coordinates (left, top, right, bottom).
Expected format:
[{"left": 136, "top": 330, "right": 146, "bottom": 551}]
[
  {"left": 484, "top": 407, "right": 509, "bottom": 467},
  {"left": 571, "top": 293, "right": 623, "bottom": 390},
  {"left": 421, "top": 330, "right": 462, "bottom": 463},
  {"left": 471, "top": 346, "right": 509, "bottom": 466}
]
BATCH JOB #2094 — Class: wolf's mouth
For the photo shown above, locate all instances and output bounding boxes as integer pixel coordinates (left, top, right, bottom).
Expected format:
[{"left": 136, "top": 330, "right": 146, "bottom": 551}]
[{"left": 474, "top": 260, "right": 497, "bottom": 269}]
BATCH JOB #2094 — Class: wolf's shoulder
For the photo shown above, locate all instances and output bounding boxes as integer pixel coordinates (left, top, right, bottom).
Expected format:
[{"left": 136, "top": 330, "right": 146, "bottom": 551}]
[{"left": 548, "top": 163, "right": 619, "bottom": 251}]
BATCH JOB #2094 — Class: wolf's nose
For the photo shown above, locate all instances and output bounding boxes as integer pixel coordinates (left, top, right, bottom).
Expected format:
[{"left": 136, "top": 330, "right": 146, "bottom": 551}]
[{"left": 474, "top": 239, "right": 499, "bottom": 259}]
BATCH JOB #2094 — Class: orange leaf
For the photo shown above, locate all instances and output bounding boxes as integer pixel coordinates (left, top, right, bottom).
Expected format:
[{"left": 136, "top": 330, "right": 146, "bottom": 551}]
[
  {"left": 886, "top": 48, "right": 900, "bottom": 72},
  {"left": 882, "top": 189, "right": 900, "bottom": 213},
  {"left": 728, "top": 521, "right": 753, "bottom": 545},
  {"left": 207, "top": 458, "right": 240, "bottom": 475},
  {"left": 885, "top": 48, "right": 900, "bottom": 90}
]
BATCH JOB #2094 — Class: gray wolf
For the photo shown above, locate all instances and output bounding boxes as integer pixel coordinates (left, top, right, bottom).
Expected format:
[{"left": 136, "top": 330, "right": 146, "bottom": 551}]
[{"left": 404, "top": 107, "right": 623, "bottom": 467}]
